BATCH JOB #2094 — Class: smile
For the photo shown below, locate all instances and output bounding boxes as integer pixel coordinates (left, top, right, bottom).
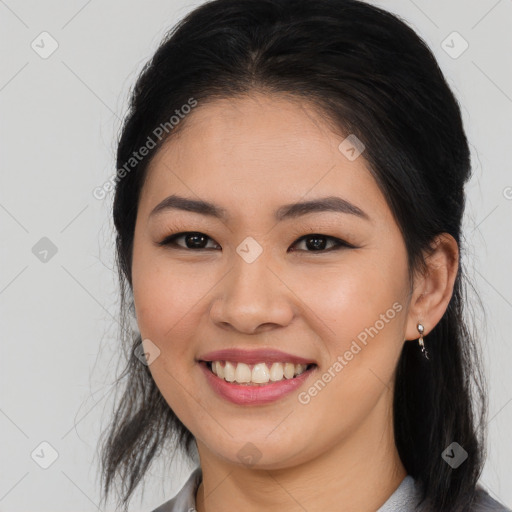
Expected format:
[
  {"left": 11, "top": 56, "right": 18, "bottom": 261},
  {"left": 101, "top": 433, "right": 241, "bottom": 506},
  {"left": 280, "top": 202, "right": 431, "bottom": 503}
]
[
  {"left": 199, "top": 361, "right": 318, "bottom": 405},
  {"left": 206, "top": 360, "right": 315, "bottom": 385}
]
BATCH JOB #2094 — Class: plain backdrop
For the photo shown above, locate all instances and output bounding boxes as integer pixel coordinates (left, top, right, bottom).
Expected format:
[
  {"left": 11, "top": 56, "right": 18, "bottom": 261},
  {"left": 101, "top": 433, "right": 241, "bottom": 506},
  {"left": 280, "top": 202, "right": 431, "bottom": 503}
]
[{"left": 1, "top": 0, "right": 511, "bottom": 510}]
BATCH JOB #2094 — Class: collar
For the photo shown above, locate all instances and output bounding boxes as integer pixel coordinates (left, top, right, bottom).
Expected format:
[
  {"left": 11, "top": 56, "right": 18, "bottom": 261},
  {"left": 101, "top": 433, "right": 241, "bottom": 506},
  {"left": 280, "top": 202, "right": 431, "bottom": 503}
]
[{"left": 151, "top": 467, "right": 423, "bottom": 512}]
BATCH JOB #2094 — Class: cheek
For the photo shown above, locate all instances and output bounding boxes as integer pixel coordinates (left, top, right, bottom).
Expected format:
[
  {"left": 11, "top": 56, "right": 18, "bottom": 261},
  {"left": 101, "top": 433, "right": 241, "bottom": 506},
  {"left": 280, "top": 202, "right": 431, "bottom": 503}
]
[
  {"left": 131, "top": 242, "right": 185, "bottom": 343},
  {"left": 296, "top": 271, "right": 406, "bottom": 442},
  {"left": 301, "top": 255, "right": 407, "bottom": 341},
  {"left": 131, "top": 247, "right": 223, "bottom": 368},
  {"left": 300, "top": 250, "right": 408, "bottom": 397},
  {"left": 133, "top": 269, "right": 198, "bottom": 348}
]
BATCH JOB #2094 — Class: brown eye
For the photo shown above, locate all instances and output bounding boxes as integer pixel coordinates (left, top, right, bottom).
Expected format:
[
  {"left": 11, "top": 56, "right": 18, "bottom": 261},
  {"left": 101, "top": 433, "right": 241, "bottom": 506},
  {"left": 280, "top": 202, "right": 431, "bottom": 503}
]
[
  {"left": 290, "top": 234, "right": 353, "bottom": 252},
  {"left": 158, "top": 232, "right": 220, "bottom": 250}
]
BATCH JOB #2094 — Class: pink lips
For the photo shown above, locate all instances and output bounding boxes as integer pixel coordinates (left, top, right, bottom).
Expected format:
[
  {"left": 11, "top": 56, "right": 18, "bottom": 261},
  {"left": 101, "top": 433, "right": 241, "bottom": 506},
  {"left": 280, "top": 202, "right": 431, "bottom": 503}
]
[
  {"left": 197, "top": 347, "right": 317, "bottom": 405},
  {"left": 199, "top": 362, "right": 316, "bottom": 405}
]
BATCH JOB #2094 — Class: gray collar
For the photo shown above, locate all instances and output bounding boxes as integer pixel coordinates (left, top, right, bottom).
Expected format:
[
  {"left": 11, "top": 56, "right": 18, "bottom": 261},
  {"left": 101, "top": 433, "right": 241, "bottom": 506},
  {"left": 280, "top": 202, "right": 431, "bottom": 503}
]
[
  {"left": 151, "top": 468, "right": 421, "bottom": 512},
  {"left": 151, "top": 466, "right": 510, "bottom": 512}
]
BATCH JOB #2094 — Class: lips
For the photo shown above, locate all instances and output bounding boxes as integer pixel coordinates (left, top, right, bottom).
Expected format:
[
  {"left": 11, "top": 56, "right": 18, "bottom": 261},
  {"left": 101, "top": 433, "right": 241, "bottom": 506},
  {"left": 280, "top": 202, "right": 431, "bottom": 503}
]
[
  {"left": 197, "top": 348, "right": 317, "bottom": 366},
  {"left": 199, "top": 359, "right": 317, "bottom": 405}
]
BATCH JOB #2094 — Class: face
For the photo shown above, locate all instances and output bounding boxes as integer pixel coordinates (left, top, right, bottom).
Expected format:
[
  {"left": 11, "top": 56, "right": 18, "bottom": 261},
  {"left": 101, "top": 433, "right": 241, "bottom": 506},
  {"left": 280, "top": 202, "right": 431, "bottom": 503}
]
[{"left": 131, "top": 93, "right": 413, "bottom": 470}]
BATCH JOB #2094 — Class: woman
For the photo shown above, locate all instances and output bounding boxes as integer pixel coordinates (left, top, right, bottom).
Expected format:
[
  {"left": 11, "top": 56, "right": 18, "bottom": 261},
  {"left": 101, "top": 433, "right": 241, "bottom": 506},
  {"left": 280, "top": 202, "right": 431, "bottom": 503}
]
[{"left": 98, "top": 0, "right": 510, "bottom": 510}]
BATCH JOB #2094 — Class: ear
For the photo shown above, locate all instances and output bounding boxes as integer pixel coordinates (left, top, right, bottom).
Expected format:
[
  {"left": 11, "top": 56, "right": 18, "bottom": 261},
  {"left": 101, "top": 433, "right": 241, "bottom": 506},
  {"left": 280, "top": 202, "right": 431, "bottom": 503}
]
[{"left": 405, "top": 233, "right": 459, "bottom": 341}]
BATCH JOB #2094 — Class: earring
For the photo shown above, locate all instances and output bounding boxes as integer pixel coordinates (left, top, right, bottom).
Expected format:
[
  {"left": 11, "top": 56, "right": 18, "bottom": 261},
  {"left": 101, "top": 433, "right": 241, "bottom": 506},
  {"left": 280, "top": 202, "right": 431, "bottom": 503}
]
[{"left": 417, "top": 322, "right": 429, "bottom": 360}]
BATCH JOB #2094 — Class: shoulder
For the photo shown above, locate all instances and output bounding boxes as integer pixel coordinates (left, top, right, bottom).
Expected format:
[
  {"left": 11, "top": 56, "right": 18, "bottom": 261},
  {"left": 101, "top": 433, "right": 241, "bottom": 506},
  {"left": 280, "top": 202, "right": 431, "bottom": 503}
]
[
  {"left": 405, "top": 478, "right": 510, "bottom": 512},
  {"left": 149, "top": 467, "right": 202, "bottom": 512},
  {"left": 148, "top": 469, "right": 511, "bottom": 512},
  {"left": 471, "top": 486, "right": 511, "bottom": 512}
]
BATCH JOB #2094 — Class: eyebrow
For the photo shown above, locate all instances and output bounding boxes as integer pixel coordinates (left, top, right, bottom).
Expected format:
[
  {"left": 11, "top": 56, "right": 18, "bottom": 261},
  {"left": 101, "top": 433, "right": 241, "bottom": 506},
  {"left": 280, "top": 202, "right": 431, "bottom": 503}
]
[{"left": 149, "top": 194, "right": 370, "bottom": 222}]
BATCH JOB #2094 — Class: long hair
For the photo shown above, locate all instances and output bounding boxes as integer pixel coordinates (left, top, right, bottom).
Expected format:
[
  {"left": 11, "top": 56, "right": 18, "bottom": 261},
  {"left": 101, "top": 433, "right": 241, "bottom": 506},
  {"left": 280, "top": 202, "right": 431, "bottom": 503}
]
[{"left": 99, "top": 1, "right": 488, "bottom": 510}]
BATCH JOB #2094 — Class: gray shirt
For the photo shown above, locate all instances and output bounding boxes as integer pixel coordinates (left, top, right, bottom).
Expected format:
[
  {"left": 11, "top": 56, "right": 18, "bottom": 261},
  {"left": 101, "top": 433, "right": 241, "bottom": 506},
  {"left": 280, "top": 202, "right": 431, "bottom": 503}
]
[{"left": 151, "top": 467, "right": 511, "bottom": 512}]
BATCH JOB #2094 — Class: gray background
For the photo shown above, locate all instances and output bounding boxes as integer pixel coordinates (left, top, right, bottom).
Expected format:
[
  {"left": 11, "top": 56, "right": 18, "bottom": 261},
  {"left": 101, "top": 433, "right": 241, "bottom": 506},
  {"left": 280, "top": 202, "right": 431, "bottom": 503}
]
[{"left": 0, "top": 0, "right": 511, "bottom": 510}]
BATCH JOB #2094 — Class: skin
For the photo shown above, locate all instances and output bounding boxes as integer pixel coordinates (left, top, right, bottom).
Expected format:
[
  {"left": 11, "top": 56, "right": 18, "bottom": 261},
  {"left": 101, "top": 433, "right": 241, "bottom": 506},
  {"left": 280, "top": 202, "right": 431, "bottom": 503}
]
[{"left": 131, "top": 93, "right": 459, "bottom": 512}]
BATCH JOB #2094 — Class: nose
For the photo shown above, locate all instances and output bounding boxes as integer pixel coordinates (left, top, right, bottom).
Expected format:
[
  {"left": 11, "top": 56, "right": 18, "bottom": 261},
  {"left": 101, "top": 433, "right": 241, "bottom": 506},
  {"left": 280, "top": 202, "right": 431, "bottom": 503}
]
[{"left": 209, "top": 248, "right": 295, "bottom": 335}]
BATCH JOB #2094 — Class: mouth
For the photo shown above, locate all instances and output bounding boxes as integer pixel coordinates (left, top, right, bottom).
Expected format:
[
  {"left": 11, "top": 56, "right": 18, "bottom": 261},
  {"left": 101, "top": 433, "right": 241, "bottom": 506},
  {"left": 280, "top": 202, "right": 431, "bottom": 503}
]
[{"left": 200, "top": 360, "right": 318, "bottom": 386}]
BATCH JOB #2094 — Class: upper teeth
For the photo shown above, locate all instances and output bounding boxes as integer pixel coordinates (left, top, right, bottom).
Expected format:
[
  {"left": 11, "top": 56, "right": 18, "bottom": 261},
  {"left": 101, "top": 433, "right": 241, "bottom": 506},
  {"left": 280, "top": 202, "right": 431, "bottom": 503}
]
[{"left": 210, "top": 361, "right": 309, "bottom": 384}]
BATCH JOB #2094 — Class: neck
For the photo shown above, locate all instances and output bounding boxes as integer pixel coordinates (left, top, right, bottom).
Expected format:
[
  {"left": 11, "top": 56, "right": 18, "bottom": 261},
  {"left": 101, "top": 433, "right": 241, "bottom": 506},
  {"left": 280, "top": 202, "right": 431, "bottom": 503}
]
[{"left": 195, "top": 389, "right": 406, "bottom": 512}]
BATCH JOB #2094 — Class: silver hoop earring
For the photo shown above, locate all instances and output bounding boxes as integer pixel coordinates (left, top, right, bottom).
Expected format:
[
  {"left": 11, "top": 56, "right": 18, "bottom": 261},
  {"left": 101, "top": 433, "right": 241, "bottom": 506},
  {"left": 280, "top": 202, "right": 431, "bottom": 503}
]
[{"left": 417, "top": 322, "right": 429, "bottom": 360}]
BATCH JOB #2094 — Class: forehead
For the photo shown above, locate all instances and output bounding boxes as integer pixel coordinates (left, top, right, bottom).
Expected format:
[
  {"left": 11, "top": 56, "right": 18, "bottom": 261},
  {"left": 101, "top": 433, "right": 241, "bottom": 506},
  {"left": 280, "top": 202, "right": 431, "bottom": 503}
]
[
  {"left": 139, "top": 93, "right": 389, "bottom": 223},
  {"left": 161, "top": 93, "right": 345, "bottom": 165}
]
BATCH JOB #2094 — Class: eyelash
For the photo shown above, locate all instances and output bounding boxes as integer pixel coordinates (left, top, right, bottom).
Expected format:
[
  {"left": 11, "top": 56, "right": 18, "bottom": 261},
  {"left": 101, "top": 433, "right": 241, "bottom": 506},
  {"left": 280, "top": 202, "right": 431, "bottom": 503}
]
[{"left": 157, "top": 231, "right": 355, "bottom": 253}]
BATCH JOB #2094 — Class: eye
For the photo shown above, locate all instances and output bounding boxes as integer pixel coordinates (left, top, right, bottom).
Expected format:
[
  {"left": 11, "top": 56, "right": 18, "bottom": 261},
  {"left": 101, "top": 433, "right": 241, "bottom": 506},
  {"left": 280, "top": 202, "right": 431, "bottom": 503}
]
[
  {"left": 158, "top": 231, "right": 220, "bottom": 250},
  {"left": 158, "top": 231, "right": 354, "bottom": 252},
  {"left": 289, "top": 234, "right": 353, "bottom": 252}
]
